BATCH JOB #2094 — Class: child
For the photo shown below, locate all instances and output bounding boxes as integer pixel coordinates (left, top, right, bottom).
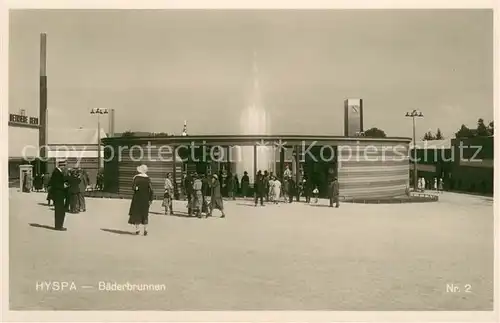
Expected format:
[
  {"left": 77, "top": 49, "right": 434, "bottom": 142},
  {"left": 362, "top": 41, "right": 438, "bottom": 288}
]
[{"left": 312, "top": 186, "right": 319, "bottom": 203}]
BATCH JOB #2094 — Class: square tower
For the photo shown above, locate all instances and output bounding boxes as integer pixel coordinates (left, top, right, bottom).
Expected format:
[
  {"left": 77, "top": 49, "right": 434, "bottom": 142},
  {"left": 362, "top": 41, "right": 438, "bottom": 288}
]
[{"left": 344, "top": 98, "right": 364, "bottom": 136}]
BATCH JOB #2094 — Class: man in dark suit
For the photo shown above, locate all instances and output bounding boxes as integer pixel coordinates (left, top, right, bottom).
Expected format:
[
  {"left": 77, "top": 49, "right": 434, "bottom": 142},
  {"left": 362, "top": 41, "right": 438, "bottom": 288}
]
[
  {"left": 48, "top": 160, "right": 69, "bottom": 231},
  {"left": 254, "top": 171, "right": 265, "bottom": 207}
]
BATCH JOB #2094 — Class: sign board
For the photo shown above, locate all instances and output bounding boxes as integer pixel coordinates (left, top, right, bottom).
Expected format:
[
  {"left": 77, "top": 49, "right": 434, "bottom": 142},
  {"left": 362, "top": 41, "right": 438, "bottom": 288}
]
[{"left": 9, "top": 114, "right": 39, "bottom": 125}]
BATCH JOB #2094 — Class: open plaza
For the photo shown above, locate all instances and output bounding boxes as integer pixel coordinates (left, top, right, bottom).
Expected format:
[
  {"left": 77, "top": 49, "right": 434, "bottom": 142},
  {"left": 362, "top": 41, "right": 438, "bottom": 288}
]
[{"left": 9, "top": 189, "right": 494, "bottom": 311}]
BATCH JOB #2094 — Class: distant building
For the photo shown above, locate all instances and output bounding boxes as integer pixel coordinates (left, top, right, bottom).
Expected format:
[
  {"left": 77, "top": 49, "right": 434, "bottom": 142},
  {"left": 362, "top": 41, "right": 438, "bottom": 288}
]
[
  {"left": 8, "top": 127, "right": 107, "bottom": 186},
  {"left": 410, "top": 136, "right": 493, "bottom": 194}
]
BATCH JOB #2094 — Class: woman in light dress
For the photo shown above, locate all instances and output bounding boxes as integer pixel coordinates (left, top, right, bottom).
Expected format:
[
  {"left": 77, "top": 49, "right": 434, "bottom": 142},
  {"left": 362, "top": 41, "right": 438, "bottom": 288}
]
[
  {"left": 192, "top": 174, "right": 204, "bottom": 218},
  {"left": 272, "top": 176, "right": 282, "bottom": 204},
  {"left": 268, "top": 176, "right": 276, "bottom": 202},
  {"left": 162, "top": 173, "right": 174, "bottom": 215}
]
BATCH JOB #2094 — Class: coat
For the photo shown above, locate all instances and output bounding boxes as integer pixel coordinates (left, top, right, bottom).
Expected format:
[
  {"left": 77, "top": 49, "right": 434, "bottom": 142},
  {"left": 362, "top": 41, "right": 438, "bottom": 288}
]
[
  {"left": 254, "top": 176, "right": 266, "bottom": 194},
  {"left": 210, "top": 179, "right": 224, "bottom": 210},
  {"left": 128, "top": 175, "right": 154, "bottom": 225},
  {"left": 48, "top": 168, "right": 68, "bottom": 200},
  {"left": 328, "top": 180, "right": 340, "bottom": 197}
]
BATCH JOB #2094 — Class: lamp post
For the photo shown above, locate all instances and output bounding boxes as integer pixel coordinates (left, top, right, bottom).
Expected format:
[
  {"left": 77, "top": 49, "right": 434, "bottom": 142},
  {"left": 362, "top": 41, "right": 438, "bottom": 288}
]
[
  {"left": 90, "top": 108, "right": 108, "bottom": 172},
  {"left": 405, "top": 109, "right": 424, "bottom": 190}
]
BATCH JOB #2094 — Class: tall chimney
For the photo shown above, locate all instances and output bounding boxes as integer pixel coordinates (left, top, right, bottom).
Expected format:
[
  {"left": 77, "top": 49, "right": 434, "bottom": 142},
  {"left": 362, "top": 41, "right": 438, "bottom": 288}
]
[
  {"left": 108, "top": 109, "right": 115, "bottom": 137},
  {"left": 39, "top": 33, "right": 48, "bottom": 169}
]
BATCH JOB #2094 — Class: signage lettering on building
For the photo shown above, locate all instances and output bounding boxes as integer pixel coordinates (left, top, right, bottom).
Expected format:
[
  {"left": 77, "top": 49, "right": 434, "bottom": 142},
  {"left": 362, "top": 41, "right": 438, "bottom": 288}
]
[{"left": 9, "top": 114, "right": 39, "bottom": 125}]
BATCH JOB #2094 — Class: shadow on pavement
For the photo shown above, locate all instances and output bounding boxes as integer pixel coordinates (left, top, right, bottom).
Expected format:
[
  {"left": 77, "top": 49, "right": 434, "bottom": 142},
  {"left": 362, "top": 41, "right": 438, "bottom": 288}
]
[
  {"left": 308, "top": 204, "right": 332, "bottom": 208},
  {"left": 29, "top": 223, "right": 56, "bottom": 230},
  {"left": 100, "top": 228, "right": 137, "bottom": 235},
  {"left": 236, "top": 203, "right": 260, "bottom": 207},
  {"left": 149, "top": 211, "right": 199, "bottom": 218}
]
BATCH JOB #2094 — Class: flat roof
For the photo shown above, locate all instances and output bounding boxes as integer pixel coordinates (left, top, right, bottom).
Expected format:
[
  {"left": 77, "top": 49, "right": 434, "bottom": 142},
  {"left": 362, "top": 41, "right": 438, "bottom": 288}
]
[{"left": 103, "top": 134, "right": 411, "bottom": 146}]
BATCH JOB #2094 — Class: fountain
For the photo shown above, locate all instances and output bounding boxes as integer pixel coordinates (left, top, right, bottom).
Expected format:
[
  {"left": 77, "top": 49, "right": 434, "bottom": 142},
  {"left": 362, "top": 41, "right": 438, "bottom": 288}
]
[{"left": 233, "top": 51, "right": 275, "bottom": 183}]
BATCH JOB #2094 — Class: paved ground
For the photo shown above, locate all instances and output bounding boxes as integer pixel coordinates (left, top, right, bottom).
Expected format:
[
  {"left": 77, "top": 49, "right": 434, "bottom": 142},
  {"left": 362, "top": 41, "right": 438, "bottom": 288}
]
[{"left": 9, "top": 189, "right": 494, "bottom": 310}]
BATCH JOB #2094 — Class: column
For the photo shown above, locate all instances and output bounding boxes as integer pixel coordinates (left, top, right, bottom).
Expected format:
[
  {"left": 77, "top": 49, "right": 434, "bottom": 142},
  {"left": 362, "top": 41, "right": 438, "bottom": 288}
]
[
  {"left": 172, "top": 145, "right": 178, "bottom": 200},
  {"left": 253, "top": 144, "right": 257, "bottom": 182},
  {"left": 279, "top": 147, "right": 285, "bottom": 180},
  {"left": 226, "top": 146, "right": 231, "bottom": 173},
  {"left": 294, "top": 145, "right": 300, "bottom": 201}
]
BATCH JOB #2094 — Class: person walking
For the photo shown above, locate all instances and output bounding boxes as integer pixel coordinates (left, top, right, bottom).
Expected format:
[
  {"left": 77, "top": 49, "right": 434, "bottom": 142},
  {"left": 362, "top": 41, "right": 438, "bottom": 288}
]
[
  {"left": 241, "top": 171, "right": 250, "bottom": 198},
  {"left": 128, "top": 164, "right": 154, "bottom": 236},
  {"left": 208, "top": 174, "right": 225, "bottom": 218},
  {"left": 48, "top": 160, "right": 69, "bottom": 231},
  {"left": 162, "top": 172, "right": 174, "bottom": 215}
]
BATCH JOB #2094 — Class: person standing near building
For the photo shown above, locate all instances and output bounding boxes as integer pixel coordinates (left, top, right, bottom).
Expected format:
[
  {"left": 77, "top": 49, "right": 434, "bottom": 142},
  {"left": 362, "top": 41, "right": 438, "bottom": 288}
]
[
  {"left": 43, "top": 172, "right": 50, "bottom": 193},
  {"left": 128, "top": 164, "right": 154, "bottom": 235},
  {"left": 184, "top": 172, "right": 194, "bottom": 216},
  {"left": 201, "top": 173, "right": 210, "bottom": 214},
  {"left": 77, "top": 168, "right": 89, "bottom": 212},
  {"left": 233, "top": 174, "right": 240, "bottom": 198},
  {"left": 283, "top": 165, "right": 292, "bottom": 180},
  {"left": 303, "top": 176, "right": 312, "bottom": 203},
  {"left": 438, "top": 178, "right": 444, "bottom": 193},
  {"left": 241, "top": 171, "right": 250, "bottom": 198},
  {"left": 192, "top": 174, "right": 204, "bottom": 218},
  {"left": 254, "top": 171, "right": 265, "bottom": 207},
  {"left": 227, "top": 171, "right": 235, "bottom": 200},
  {"left": 68, "top": 169, "right": 81, "bottom": 214},
  {"left": 208, "top": 174, "right": 225, "bottom": 218},
  {"left": 288, "top": 177, "right": 296, "bottom": 203},
  {"left": 273, "top": 176, "right": 282, "bottom": 204},
  {"left": 162, "top": 173, "right": 174, "bottom": 215},
  {"left": 329, "top": 177, "right": 340, "bottom": 208},
  {"left": 268, "top": 176, "right": 276, "bottom": 202},
  {"left": 263, "top": 171, "right": 270, "bottom": 202},
  {"left": 48, "top": 160, "right": 69, "bottom": 231}
]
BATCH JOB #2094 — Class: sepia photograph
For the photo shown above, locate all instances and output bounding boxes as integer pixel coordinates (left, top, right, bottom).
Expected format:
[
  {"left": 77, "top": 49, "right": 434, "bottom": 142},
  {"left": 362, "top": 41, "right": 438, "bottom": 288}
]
[{"left": 2, "top": 1, "right": 497, "bottom": 321}]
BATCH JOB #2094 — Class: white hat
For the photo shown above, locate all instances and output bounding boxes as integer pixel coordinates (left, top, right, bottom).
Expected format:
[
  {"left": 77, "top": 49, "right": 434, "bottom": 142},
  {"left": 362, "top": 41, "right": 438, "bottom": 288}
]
[
  {"left": 212, "top": 174, "right": 218, "bottom": 179},
  {"left": 136, "top": 164, "right": 148, "bottom": 174}
]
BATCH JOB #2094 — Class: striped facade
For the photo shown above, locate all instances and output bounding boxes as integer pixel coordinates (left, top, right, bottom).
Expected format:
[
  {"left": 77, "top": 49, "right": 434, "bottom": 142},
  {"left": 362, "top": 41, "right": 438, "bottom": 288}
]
[
  {"left": 337, "top": 142, "right": 409, "bottom": 199},
  {"left": 105, "top": 145, "right": 182, "bottom": 199},
  {"left": 102, "top": 135, "right": 411, "bottom": 200}
]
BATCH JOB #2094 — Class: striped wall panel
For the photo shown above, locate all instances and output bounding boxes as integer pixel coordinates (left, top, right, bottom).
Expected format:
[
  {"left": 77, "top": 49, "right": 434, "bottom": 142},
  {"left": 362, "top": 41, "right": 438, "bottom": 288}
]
[
  {"left": 337, "top": 143, "right": 409, "bottom": 199},
  {"left": 116, "top": 147, "right": 182, "bottom": 199},
  {"left": 105, "top": 139, "right": 411, "bottom": 200}
]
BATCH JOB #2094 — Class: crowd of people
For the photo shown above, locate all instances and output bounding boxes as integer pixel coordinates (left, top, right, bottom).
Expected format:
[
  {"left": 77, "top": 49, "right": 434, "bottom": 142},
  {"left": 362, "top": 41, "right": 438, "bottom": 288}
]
[
  {"left": 39, "top": 161, "right": 340, "bottom": 235},
  {"left": 416, "top": 177, "right": 444, "bottom": 193},
  {"left": 39, "top": 162, "right": 91, "bottom": 231},
  {"left": 124, "top": 164, "right": 340, "bottom": 235}
]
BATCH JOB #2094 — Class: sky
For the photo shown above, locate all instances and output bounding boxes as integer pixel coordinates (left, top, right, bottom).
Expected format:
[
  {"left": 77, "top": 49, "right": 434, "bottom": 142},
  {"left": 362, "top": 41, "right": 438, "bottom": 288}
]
[{"left": 8, "top": 9, "right": 494, "bottom": 139}]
